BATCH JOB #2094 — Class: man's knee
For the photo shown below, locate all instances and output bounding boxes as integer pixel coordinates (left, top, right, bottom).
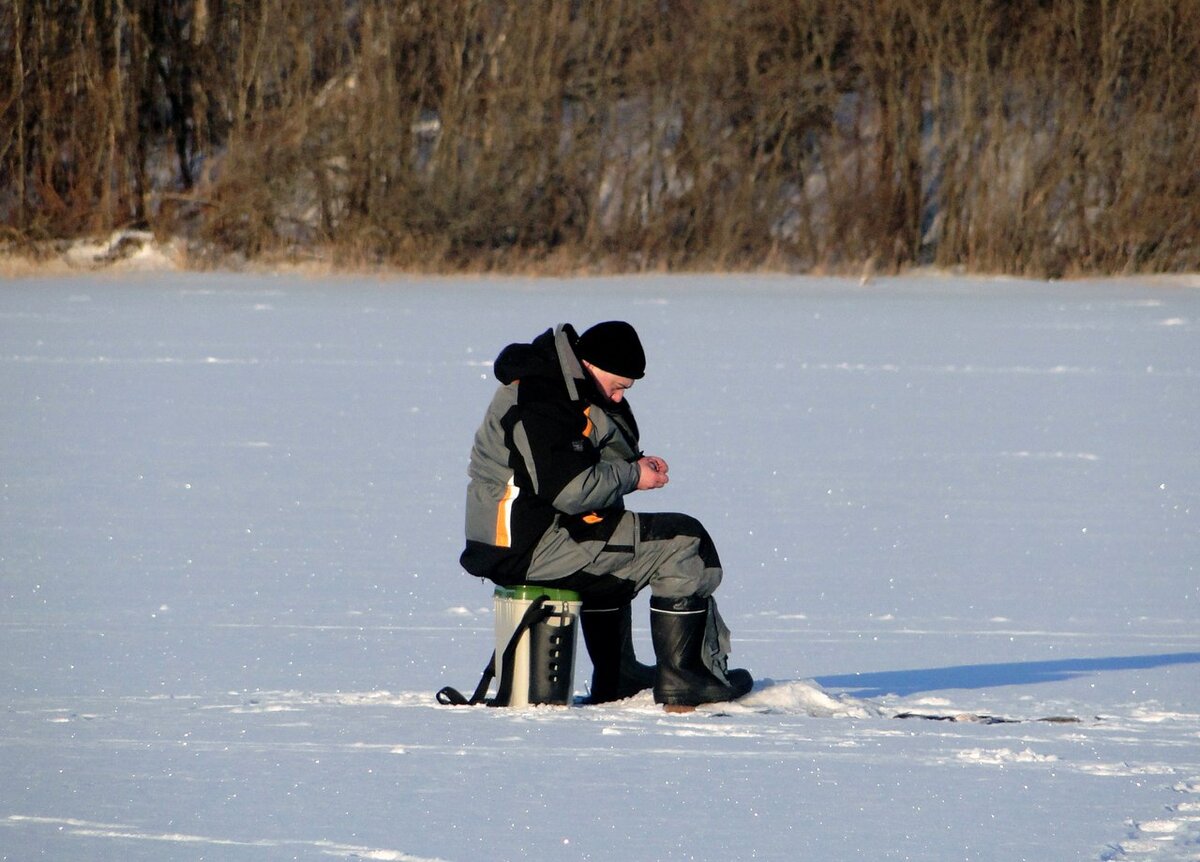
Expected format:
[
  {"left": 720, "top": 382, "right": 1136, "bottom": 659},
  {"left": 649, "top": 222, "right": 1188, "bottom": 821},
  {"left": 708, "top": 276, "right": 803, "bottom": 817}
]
[{"left": 639, "top": 513, "right": 721, "bottom": 570}]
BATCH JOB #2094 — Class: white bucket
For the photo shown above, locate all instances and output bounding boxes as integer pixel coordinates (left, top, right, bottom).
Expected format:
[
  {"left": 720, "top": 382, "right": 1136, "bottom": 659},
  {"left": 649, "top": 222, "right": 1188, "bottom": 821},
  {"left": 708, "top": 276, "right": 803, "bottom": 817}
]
[{"left": 493, "top": 586, "right": 581, "bottom": 706}]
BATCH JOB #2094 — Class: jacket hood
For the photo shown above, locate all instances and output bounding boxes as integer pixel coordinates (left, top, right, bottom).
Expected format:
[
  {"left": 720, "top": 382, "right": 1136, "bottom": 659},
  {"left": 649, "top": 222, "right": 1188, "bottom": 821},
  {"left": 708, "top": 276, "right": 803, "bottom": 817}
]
[{"left": 493, "top": 325, "right": 582, "bottom": 390}]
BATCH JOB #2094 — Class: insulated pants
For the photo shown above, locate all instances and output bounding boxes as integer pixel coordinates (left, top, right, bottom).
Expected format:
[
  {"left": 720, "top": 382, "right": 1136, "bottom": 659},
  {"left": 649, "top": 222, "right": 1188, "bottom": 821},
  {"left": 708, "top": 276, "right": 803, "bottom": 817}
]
[
  {"left": 525, "top": 511, "right": 733, "bottom": 679},
  {"left": 526, "top": 511, "right": 723, "bottom": 602}
]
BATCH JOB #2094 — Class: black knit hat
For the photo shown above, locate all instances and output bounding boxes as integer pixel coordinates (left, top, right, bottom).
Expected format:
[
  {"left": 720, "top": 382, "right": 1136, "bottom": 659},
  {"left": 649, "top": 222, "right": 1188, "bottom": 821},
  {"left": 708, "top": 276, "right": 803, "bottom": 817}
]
[{"left": 575, "top": 321, "right": 646, "bottom": 379}]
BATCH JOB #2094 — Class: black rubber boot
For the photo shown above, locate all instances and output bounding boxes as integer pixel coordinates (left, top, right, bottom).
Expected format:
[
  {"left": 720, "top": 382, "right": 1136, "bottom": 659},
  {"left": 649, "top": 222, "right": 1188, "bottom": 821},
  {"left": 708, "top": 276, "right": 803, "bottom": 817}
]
[
  {"left": 580, "top": 603, "right": 656, "bottom": 704},
  {"left": 650, "top": 594, "right": 753, "bottom": 709}
]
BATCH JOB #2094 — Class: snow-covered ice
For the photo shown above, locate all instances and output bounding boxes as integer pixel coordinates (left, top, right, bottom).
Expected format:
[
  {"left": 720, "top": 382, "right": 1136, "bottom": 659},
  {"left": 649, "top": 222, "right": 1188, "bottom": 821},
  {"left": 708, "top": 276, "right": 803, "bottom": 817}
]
[{"left": 2, "top": 272, "right": 1198, "bottom": 861}]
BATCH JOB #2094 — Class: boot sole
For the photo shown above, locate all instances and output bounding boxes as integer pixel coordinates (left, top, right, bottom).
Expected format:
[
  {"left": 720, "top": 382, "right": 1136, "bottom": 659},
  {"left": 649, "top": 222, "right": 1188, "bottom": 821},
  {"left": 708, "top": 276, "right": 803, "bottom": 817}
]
[{"left": 663, "top": 703, "right": 696, "bottom": 714}]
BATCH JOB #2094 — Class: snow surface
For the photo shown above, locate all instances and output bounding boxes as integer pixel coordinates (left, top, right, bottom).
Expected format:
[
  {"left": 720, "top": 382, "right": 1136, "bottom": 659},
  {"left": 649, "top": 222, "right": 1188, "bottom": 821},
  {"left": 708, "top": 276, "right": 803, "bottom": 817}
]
[{"left": 2, "top": 272, "right": 1199, "bottom": 862}]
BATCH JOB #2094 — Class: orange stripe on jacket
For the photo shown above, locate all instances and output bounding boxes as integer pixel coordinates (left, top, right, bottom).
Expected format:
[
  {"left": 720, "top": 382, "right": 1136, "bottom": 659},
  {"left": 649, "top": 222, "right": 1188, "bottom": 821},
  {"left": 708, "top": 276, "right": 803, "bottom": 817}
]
[{"left": 495, "top": 477, "right": 520, "bottom": 548}]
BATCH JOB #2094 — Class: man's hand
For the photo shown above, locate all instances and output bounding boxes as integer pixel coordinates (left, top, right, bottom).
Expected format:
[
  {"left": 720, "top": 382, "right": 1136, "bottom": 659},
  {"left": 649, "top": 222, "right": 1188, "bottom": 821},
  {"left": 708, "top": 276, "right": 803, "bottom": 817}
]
[{"left": 635, "top": 455, "right": 670, "bottom": 490}]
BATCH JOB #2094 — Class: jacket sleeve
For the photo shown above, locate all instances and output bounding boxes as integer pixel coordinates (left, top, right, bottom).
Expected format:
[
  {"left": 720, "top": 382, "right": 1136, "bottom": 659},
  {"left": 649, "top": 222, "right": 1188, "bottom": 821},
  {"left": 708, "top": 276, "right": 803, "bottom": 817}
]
[{"left": 513, "top": 394, "right": 639, "bottom": 515}]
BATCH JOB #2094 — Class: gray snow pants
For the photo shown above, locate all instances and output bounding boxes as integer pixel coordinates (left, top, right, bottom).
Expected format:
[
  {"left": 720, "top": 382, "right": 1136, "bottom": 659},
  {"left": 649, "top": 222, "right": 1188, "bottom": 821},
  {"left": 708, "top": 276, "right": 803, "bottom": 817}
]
[
  {"left": 527, "top": 511, "right": 733, "bottom": 677},
  {"left": 526, "top": 511, "right": 722, "bottom": 600}
]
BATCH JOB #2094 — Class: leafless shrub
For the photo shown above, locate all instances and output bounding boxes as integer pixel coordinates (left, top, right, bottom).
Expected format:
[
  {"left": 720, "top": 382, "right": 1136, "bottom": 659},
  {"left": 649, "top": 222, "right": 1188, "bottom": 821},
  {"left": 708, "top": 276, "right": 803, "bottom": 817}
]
[{"left": 3, "top": 0, "right": 1198, "bottom": 275}]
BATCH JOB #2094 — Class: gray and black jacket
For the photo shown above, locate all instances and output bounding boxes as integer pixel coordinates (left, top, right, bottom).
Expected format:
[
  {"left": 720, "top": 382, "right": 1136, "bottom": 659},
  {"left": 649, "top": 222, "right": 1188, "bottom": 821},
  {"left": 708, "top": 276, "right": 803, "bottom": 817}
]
[{"left": 460, "top": 324, "right": 642, "bottom": 585}]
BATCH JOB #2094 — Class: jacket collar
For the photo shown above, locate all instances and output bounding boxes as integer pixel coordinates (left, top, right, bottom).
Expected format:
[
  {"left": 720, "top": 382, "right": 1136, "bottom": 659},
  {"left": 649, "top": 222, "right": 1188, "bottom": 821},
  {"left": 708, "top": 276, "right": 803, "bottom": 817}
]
[{"left": 554, "top": 323, "right": 585, "bottom": 402}]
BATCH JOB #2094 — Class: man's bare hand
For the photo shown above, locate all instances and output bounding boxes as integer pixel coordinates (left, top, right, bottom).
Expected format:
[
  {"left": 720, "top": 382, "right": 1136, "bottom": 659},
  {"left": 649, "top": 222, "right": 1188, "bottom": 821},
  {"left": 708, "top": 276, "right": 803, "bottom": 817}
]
[{"left": 635, "top": 455, "right": 670, "bottom": 490}]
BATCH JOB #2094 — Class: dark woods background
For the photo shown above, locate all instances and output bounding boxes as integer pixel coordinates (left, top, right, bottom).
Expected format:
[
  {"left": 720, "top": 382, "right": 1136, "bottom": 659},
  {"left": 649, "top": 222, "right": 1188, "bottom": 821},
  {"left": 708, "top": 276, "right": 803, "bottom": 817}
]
[{"left": 2, "top": 0, "right": 1198, "bottom": 275}]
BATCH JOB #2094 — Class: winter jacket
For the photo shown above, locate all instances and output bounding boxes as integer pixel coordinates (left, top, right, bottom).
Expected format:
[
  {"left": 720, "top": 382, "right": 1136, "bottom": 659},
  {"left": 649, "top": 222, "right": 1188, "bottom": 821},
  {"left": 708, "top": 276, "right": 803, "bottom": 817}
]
[{"left": 460, "top": 324, "right": 643, "bottom": 584}]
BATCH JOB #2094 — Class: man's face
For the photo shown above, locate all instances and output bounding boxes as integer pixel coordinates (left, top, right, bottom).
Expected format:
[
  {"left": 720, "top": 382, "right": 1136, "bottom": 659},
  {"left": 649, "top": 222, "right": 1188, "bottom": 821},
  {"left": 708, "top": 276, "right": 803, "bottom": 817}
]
[{"left": 585, "top": 362, "right": 636, "bottom": 404}]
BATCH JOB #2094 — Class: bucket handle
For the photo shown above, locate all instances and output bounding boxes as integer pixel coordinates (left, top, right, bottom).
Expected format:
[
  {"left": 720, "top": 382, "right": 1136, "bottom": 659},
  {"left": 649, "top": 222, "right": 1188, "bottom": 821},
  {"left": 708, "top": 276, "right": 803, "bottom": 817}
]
[{"left": 435, "top": 595, "right": 555, "bottom": 707}]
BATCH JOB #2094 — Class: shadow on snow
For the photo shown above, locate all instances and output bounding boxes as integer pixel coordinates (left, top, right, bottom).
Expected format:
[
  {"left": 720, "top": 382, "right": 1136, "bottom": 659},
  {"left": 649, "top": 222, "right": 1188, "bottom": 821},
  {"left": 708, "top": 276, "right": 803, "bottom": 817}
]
[{"left": 814, "top": 651, "right": 1200, "bottom": 698}]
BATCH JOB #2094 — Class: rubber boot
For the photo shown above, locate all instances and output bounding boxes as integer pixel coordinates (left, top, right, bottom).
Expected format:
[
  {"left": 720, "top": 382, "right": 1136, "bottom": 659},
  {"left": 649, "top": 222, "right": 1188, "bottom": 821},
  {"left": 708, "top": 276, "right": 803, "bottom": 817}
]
[
  {"left": 580, "top": 603, "right": 656, "bottom": 704},
  {"left": 650, "top": 594, "right": 753, "bottom": 710}
]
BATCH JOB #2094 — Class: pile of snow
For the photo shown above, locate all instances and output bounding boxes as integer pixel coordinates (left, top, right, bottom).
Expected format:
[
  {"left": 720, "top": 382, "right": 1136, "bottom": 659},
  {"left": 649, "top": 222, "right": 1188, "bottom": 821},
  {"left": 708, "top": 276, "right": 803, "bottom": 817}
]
[
  {"left": 59, "top": 230, "right": 183, "bottom": 271},
  {"left": 728, "top": 679, "right": 880, "bottom": 718}
]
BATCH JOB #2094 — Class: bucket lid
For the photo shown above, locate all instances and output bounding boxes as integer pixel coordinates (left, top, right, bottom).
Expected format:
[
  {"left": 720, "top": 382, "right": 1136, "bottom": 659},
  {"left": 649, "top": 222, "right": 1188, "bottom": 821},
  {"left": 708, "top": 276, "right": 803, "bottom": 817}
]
[{"left": 494, "top": 585, "right": 581, "bottom": 602}]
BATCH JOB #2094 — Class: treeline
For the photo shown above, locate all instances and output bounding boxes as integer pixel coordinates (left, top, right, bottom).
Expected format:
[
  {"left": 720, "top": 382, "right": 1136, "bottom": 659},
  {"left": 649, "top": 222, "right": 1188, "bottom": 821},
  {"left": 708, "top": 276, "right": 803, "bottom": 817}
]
[{"left": 2, "top": 0, "right": 1198, "bottom": 276}]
